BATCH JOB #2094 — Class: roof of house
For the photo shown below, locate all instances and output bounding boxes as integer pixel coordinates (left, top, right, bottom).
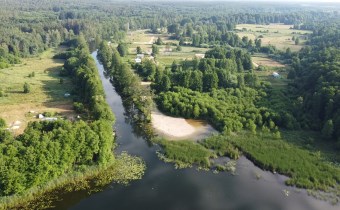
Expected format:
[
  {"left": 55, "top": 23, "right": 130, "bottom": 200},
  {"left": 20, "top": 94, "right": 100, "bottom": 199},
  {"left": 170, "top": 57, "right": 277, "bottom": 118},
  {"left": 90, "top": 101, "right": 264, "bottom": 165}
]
[{"left": 272, "top": 72, "right": 280, "bottom": 77}]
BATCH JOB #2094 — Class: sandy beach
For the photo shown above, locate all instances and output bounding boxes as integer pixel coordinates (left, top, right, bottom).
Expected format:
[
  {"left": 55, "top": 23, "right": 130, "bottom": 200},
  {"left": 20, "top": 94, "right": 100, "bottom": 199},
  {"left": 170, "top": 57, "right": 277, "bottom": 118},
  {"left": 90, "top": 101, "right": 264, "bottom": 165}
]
[{"left": 151, "top": 109, "right": 217, "bottom": 141}]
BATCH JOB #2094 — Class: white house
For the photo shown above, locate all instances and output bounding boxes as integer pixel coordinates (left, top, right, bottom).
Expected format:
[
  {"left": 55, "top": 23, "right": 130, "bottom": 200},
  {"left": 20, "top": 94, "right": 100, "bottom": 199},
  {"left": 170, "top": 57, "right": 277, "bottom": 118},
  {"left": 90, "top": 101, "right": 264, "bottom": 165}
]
[
  {"left": 272, "top": 72, "right": 280, "bottom": 78},
  {"left": 135, "top": 58, "right": 142, "bottom": 63}
]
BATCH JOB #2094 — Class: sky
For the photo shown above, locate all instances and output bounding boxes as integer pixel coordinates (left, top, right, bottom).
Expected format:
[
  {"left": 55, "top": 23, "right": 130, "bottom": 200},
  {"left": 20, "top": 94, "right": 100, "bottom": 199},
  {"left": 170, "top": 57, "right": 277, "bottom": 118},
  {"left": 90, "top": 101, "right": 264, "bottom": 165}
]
[{"left": 149, "top": 0, "right": 340, "bottom": 2}]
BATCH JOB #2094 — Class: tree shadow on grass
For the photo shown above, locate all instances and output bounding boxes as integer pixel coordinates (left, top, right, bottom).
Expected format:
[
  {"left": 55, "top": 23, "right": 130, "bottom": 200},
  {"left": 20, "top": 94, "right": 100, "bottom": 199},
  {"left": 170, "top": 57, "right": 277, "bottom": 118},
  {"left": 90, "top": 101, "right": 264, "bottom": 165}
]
[
  {"left": 6, "top": 90, "right": 24, "bottom": 94},
  {"left": 39, "top": 63, "right": 76, "bottom": 118}
]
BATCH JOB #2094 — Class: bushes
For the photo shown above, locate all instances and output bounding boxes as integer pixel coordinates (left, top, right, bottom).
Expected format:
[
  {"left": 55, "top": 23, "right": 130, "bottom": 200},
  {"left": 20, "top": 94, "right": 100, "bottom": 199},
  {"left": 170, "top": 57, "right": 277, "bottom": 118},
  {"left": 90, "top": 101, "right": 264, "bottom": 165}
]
[
  {"left": 201, "top": 135, "right": 241, "bottom": 159},
  {"left": 74, "top": 102, "right": 85, "bottom": 113},
  {"left": 0, "top": 119, "right": 114, "bottom": 196},
  {"left": 23, "top": 82, "right": 30, "bottom": 93},
  {"left": 156, "top": 139, "right": 214, "bottom": 168},
  {"left": 228, "top": 134, "right": 340, "bottom": 190},
  {"left": 0, "top": 118, "right": 6, "bottom": 128}
]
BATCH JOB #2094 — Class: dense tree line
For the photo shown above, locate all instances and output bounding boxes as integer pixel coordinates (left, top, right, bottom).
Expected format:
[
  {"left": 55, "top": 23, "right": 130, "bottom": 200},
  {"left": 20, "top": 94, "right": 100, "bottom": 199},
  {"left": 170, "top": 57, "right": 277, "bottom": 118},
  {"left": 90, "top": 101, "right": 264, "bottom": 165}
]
[
  {"left": 62, "top": 37, "right": 115, "bottom": 121},
  {"left": 0, "top": 36, "right": 115, "bottom": 196},
  {"left": 156, "top": 86, "right": 281, "bottom": 136},
  {"left": 152, "top": 47, "right": 255, "bottom": 93},
  {"left": 287, "top": 22, "right": 340, "bottom": 144},
  {"left": 1, "top": 0, "right": 338, "bottom": 68}
]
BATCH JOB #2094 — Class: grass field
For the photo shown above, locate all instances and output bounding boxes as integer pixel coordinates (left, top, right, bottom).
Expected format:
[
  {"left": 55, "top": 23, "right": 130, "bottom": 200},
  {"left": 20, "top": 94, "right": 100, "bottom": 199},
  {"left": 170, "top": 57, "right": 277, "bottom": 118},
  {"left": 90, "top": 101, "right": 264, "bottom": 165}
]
[
  {"left": 126, "top": 30, "right": 209, "bottom": 66},
  {"left": 252, "top": 53, "right": 285, "bottom": 68},
  {"left": 236, "top": 23, "right": 312, "bottom": 52},
  {"left": 0, "top": 48, "right": 75, "bottom": 134}
]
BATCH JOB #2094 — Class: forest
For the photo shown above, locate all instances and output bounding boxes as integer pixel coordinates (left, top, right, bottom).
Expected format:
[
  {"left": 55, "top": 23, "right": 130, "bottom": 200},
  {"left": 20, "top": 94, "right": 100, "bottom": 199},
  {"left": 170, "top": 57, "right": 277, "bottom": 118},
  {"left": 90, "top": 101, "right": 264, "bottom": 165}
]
[{"left": 0, "top": 0, "right": 339, "bottom": 208}]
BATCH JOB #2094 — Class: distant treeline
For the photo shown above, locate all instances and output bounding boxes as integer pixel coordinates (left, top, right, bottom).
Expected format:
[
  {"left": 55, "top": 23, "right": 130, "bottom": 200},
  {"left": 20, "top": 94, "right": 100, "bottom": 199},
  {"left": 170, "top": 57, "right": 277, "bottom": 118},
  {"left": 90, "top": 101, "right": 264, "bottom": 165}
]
[{"left": 1, "top": 0, "right": 339, "bottom": 68}]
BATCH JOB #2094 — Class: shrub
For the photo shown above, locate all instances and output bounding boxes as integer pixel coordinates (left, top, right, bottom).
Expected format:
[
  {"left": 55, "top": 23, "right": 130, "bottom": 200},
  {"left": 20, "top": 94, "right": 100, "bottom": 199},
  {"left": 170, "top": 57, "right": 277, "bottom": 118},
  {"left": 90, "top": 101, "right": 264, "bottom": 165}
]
[
  {"left": 0, "top": 118, "right": 6, "bottom": 128},
  {"left": 74, "top": 102, "right": 85, "bottom": 113}
]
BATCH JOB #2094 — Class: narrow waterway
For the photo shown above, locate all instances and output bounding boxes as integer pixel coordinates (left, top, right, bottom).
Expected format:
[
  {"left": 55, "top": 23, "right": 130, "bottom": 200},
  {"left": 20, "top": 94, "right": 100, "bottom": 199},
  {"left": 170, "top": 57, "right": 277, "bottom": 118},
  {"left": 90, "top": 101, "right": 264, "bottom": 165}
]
[{"left": 54, "top": 51, "right": 338, "bottom": 210}]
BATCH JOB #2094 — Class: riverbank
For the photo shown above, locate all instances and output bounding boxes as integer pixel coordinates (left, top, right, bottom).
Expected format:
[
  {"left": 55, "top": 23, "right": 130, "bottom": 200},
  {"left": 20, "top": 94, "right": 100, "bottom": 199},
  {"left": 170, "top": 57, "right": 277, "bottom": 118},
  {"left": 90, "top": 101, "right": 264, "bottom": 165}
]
[{"left": 0, "top": 153, "right": 145, "bottom": 210}]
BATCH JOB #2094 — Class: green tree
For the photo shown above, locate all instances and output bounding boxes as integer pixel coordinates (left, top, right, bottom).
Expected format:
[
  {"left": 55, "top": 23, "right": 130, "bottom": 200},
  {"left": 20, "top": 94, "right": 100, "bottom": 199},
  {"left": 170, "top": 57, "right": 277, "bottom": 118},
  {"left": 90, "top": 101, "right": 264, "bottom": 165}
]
[
  {"left": 237, "top": 75, "right": 245, "bottom": 88},
  {"left": 117, "top": 43, "right": 128, "bottom": 57},
  {"left": 160, "top": 75, "right": 171, "bottom": 92},
  {"left": 23, "top": 82, "right": 30, "bottom": 93},
  {"left": 189, "top": 71, "right": 203, "bottom": 92},
  {"left": 295, "top": 37, "right": 300, "bottom": 45},
  {"left": 152, "top": 44, "right": 159, "bottom": 55},
  {"left": 155, "top": 37, "right": 163, "bottom": 45},
  {"left": 0, "top": 118, "right": 6, "bottom": 128},
  {"left": 136, "top": 46, "right": 143, "bottom": 54},
  {"left": 193, "top": 104, "right": 200, "bottom": 118},
  {"left": 203, "top": 71, "right": 218, "bottom": 92}
]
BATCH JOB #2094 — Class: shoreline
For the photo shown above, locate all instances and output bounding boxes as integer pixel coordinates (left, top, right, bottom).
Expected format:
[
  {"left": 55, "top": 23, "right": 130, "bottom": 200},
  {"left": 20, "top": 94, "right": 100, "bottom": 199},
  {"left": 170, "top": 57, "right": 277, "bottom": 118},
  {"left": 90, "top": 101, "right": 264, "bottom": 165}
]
[{"left": 0, "top": 154, "right": 145, "bottom": 210}]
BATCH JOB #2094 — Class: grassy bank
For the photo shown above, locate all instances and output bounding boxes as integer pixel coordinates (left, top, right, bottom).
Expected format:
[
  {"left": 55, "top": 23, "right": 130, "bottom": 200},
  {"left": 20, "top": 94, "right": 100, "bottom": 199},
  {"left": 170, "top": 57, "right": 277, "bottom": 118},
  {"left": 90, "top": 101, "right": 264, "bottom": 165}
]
[
  {"left": 155, "top": 131, "right": 340, "bottom": 197},
  {"left": 0, "top": 153, "right": 145, "bottom": 210}
]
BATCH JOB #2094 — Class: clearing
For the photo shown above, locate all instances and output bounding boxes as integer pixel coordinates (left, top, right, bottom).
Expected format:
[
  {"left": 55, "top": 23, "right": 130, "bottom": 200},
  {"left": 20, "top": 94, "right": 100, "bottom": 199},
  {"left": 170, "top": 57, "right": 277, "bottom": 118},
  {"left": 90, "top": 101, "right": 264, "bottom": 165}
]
[
  {"left": 126, "top": 30, "right": 209, "bottom": 66},
  {"left": 236, "top": 23, "right": 312, "bottom": 52},
  {"left": 0, "top": 48, "right": 75, "bottom": 134},
  {"left": 252, "top": 53, "right": 285, "bottom": 68}
]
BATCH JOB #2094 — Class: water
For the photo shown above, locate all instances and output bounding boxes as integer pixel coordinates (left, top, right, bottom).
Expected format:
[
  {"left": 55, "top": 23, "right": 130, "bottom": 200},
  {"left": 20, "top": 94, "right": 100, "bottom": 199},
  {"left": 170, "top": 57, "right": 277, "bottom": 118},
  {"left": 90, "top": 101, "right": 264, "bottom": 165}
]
[{"left": 54, "top": 51, "right": 338, "bottom": 210}]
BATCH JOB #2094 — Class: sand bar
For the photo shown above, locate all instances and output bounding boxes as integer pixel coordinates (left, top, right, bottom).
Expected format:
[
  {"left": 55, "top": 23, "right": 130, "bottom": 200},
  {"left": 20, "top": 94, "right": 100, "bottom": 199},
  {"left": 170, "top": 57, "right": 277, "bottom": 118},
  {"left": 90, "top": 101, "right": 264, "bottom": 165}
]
[{"left": 151, "top": 109, "right": 217, "bottom": 141}]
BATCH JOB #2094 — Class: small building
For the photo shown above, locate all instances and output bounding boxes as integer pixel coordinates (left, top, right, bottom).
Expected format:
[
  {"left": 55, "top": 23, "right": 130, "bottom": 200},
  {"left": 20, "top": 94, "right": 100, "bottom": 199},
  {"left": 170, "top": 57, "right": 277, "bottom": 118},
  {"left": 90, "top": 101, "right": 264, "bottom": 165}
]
[
  {"left": 195, "top": 54, "right": 205, "bottom": 59},
  {"left": 272, "top": 72, "right": 280, "bottom": 78},
  {"left": 135, "top": 58, "right": 142, "bottom": 63},
  {"left": 43, "top": 117, "right": 58, "bottom": 121}
]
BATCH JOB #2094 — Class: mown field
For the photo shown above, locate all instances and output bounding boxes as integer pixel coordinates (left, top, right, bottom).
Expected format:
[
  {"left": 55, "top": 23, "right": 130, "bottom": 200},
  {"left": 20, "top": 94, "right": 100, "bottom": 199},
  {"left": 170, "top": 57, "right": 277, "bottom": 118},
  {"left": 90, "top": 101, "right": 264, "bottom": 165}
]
[
  {"left": 252, "top": 53, "right": 285, "bottom": 68},
  {"left": 236, "top": 24, "right": 312, "bottom": 52},
  {"left": 0, "top": 48, "right": 75, "bottom": 134}
]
